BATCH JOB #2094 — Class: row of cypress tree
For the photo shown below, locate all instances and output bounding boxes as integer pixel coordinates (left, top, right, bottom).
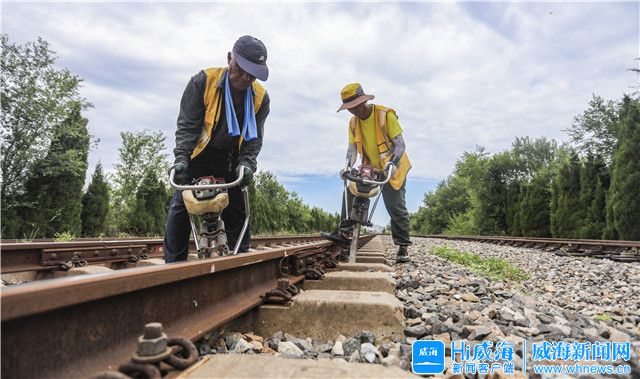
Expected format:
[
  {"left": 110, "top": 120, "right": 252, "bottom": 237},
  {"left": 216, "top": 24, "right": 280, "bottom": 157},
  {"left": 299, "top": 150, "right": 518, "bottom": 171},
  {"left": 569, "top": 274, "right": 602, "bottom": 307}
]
[
  {"left": 410, "top": 95, "right": 640, "bottom": 240},
  {"left": 78, "top": 162, "right": 340, "bottom": 238}
]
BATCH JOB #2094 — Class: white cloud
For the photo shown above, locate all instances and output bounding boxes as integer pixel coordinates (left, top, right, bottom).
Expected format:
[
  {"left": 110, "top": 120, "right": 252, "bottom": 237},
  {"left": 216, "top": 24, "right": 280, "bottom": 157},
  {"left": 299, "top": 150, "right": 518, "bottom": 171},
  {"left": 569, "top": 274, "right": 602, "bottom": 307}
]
[{"left": 3, "top": 1, "right": 638, "bottom": 186}]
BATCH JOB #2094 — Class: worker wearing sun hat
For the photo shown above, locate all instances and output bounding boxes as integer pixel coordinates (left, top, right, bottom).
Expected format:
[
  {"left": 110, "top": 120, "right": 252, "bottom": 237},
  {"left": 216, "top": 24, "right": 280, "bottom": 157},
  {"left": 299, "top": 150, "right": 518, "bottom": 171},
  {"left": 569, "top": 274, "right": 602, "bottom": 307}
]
[{"left": 322, "top": 83, "right": 412, "bottom": 264}]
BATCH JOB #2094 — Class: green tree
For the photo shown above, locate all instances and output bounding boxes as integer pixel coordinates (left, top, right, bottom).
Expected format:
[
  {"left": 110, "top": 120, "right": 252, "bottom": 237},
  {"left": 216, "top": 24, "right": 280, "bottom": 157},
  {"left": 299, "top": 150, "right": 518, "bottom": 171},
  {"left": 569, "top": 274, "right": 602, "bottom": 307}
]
[
  {"left": 20, "top": 102, "right": 90, "bottom": 237},
  {"left": 509, "top": 137, "right": 558, "bottom": 181},
  {"left": 1, "top": 35, "right": 92, "bottom": 237},
  {"left": 587, "top": 176, "right": 608, "bottom": 239},
  {"left": 550, "top": 153, "right": 583, "bottom": 237},
  {"left": 309, "top": 207, "right": 333, "bottom": 232},
  {"left": 410, "top": 174, "right": 471, "bottom": 234},
  {"left": 411, "top": 148, "right": 494, "bottom": 236},
  {"left": 110, "top": 130, "right": 169, "bottom": 233},
  {"left": 472, "top": 152, "right": 513, "bottom": 235},
  {"left": 250, "top": 172, "right": 290, "bottom": 233},
  {"left": 577, "top": 155, "right": 608, "bottom": 238},
  {"left": 410, "top": 205, "right": 430, "bottom": 234},
  {"left": 505, "top": 137, "right": 558, "bottom": 236},
  {"left": 248, "top": 171, "right": 337, "bottom": 235},
  {"left": 411, "top": 138, "right": 559, "bottom": 237},
  {"left": 286, "top": 193, "right": 311, "bottom": 233},
  {"left": 127, "top": 170, "right": 167, "bottom": 236},
  {"left": 607, "top": 96, "right": 640, "bottom": 240},
  {"left": 519, "top": 171, "right": 552, "bottom": 237},
  {"left": 308, "top": 207, "right": 337, "bottom": 232},
  {"left": 443, "top": 212, "right": 477, "bottom": 236},
  {"left": 603, "top": 190, "right": 619, "bottom": 240},
  {"left": 566, "top": 95, "right": 620, "bottom": 162},
  {"left": 81, "top": 163, "right": 110, "bottom": 237},
  {"left": 506, "top": 182, "right": 523, "bottom": 236}
]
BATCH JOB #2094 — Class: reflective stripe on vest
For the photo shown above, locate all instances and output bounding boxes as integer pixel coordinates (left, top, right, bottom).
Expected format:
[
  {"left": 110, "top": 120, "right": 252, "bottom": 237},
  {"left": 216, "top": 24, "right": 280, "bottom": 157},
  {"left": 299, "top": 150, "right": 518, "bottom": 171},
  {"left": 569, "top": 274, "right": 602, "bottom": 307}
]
[
  {"left": 349, "top": 105, "right": 412, "bottom": 190},
  {"left": 191, "top": 67, "right": 266, "bottom": 159}
]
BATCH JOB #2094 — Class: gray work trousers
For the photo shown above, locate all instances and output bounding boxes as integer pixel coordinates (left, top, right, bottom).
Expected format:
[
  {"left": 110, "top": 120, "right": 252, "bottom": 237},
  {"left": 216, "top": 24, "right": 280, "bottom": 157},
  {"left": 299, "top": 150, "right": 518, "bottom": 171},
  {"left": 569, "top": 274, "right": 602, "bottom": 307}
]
[{"left": 340, "top": 181, "right": 412, "bottom": 246}]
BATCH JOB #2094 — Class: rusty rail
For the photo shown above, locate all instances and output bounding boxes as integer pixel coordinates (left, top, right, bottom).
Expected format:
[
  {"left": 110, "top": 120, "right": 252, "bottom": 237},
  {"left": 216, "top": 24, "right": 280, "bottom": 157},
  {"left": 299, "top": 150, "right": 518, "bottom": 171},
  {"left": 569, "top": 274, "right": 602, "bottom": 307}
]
[
  {"left": 418, "top": 234, "right": 640, "bottom": 262},
  {"left": 0, "top": 235, "right": 329, "bottom": 274},
  {"left": 1, "top": 234, "right": 374, "bottom": 378}
]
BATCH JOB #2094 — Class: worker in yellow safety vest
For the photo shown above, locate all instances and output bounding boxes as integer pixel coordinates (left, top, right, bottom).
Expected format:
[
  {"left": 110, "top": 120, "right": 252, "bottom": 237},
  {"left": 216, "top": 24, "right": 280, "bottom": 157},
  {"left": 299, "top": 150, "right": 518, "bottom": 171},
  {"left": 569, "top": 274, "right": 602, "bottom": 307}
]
[
  {"left": 163, "top": 35, "right": 270, "bottom": 262},
  {"left": 322, "top": 83, "right": 412, "bottom": 264}
]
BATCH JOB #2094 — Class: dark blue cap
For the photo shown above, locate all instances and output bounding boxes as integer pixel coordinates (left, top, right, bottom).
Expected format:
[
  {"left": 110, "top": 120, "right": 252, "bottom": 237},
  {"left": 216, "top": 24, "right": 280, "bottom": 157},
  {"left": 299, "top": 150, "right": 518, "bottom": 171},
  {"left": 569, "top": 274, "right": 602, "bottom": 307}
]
[{"left": 233, "top": 35, "right": 268, "bottom": 81}]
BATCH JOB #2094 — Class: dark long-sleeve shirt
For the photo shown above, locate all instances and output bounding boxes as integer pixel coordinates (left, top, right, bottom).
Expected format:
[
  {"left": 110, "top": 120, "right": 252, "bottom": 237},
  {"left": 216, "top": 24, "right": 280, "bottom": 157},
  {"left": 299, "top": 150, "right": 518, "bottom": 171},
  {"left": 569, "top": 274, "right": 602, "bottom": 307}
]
[{"left": 173, "top": 70, "right": 270, "bottom": 179}]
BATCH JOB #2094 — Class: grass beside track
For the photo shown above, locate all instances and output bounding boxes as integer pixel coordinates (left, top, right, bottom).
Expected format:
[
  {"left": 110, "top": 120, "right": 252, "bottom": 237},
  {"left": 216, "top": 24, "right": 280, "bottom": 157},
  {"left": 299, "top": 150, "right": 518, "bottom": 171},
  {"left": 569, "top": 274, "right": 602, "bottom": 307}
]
[
  {"left": 430, "top": 245, "right": 529, "bottom": 283},
  {"left": 594, "top": 313, "right": 613, "bottom": 321}
]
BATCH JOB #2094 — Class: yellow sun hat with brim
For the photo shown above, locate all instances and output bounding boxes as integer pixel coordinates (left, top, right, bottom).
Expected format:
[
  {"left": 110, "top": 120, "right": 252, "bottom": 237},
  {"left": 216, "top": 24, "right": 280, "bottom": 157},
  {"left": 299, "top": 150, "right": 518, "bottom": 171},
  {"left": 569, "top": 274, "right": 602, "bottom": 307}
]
[{"left": 337, "top": 83, "right": 375, "bottom": 112}]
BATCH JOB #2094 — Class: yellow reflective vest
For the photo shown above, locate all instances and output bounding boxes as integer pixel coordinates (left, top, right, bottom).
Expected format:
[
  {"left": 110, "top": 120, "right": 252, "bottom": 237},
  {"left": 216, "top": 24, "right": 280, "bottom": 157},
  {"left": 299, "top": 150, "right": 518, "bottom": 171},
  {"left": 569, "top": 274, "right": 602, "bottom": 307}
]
[
  {"left": 191, "top": 67, "right": 266, "bottom": 159},
  {"left": 349, "top": 105, "right": 411, "bottom": 190}
]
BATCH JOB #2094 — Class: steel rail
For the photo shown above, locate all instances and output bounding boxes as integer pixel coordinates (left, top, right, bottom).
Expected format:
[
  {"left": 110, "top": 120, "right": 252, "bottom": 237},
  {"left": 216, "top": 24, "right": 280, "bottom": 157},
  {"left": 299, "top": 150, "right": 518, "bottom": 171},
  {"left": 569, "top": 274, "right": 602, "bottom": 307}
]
[
  {"left": 1, "top": 235, "right": 374, "bottom": 378},
  {"left": 0, "top": 235, "right": 329, "bottom": 274},
  {"left": 423, "top": 234, "right": 640, "bottom": 246},
  {"left": 416, "top": 234, "right": 640, "bottom": 262},
  {"left": 0, "top": 234, "right": 325, "bottom": 244}
]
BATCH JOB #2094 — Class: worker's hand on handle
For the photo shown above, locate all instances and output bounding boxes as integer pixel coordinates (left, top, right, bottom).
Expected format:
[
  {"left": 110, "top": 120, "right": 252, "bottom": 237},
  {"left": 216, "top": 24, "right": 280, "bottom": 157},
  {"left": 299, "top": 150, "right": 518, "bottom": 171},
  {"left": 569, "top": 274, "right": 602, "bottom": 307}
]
[
  {"left": 340, "top": 159, "right": 351, "bottom": 180},
  {"left": 172, "top": 161, "right": 189, "bottom": 185},
  {"left": 384, "top": 160, "right": 397, "bottom": 178},
  {"left": 383, "top": 154, "right": 400, "bottom": 176},
  {"left": 236, "top": 165, "right": 253, "bottom": 188},
  {"left": 340, "top": 167, "right": 351, "bottom": 180}
]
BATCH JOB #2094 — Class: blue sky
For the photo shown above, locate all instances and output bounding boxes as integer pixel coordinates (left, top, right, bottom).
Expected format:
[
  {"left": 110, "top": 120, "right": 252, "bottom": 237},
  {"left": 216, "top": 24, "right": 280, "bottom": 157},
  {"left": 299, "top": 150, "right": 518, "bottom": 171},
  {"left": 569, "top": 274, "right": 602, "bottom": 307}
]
[{"left": 3, "top": 1, "right": 638, "bottom": 227}]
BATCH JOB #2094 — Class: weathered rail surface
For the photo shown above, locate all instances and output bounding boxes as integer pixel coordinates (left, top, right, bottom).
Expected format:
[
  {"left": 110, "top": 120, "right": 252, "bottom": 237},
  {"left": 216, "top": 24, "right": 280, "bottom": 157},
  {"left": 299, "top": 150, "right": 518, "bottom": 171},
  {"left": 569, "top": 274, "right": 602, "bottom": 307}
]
[
  {"left": 0, "top": 235, "right": 326, "bottom": 274},
  {"left": 419, "top": 234, "right": 640, "bottom": 262},
  {"left": 1, "top": 234, "right": 374, "bottom": 378}
]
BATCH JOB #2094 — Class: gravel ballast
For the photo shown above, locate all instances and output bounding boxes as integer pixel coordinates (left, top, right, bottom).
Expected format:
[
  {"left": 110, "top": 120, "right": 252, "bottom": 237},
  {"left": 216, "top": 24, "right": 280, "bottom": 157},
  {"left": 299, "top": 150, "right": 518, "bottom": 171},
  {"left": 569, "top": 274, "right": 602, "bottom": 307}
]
[
  {"left": 195, "top": 235, "right": 639, "bottom": 378},
  {"left": 389, "top": 236, "right": 639, "bottom": 377}
]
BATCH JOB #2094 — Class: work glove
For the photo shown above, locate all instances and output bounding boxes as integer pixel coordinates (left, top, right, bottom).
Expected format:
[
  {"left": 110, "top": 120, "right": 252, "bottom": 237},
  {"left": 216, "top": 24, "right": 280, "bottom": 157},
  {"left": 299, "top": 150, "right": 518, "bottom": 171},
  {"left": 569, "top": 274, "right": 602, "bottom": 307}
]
[
  {"left": 339, "top": 167, "right": 351, "bottom": 180},
  {"left": 236, "top": 165, "right": 253, "bottom": 188},
  {"left": 385, "top": 154, "right": 401, "bottom": 172},
  {"left": 384, "top": 160, "right": 397, "bottom": 175},
  {"left": 173, "top": 160, "right": 189, "bottom": 185}
]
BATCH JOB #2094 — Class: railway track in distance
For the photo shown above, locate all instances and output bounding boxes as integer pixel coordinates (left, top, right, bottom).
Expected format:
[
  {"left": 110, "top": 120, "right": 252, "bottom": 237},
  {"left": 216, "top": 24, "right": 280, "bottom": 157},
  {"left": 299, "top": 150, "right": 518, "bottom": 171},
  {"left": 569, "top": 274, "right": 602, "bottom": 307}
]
[
  {"left": 0, "top": 234, "right": 375, "bottom": 378},
  {"left": 417, "top": 234, "right": 640, "bottom": 262}
]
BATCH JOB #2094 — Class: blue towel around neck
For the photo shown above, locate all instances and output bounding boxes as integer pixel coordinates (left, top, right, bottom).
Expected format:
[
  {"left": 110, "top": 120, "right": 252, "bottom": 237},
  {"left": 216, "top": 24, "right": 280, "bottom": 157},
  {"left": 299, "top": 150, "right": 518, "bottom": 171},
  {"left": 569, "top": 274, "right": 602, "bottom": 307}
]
[{"left": 224, "top": 71, "right": 258, "bottom": 142}]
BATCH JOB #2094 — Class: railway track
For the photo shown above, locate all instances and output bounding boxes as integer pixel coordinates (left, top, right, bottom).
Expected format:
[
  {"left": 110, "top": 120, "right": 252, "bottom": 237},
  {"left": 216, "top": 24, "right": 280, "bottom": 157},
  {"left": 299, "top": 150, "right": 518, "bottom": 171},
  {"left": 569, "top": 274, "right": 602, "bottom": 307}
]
[
  {"left": 0, "top": 234, "right": 376, "bottom": 378},
  {"left": 0, "top": 235, "right": 330, "bottom": 280},
  {"left": 418, "top": 234, "right": 640, "bottom": 262},
  {"left": 4, "top": 234, "right": 635, "bottom": 378}
]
